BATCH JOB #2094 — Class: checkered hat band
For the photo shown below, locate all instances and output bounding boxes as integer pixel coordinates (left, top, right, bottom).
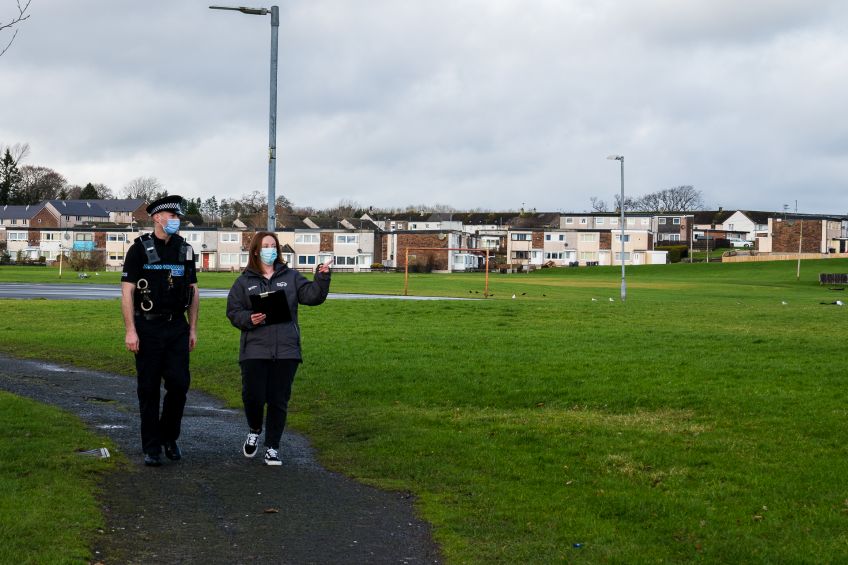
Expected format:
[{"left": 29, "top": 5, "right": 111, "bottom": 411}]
[{"left": 149, "top": 203, "right": 181, "bottom": 214}]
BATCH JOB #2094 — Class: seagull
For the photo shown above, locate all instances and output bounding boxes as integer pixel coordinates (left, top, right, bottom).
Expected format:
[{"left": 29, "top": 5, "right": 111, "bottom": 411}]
[
  {"left": 609, "top": 297, "right": 615, "bottom": 302},
  {"left": 512, "top": 294, "right": 516, "bottom": 299},
  {"left": 591, "top": 298, "right": 598, "bottom": 302},
  {"left": 781, "top": 301, "right": 788, "bottom": 305},
  {"left": 837, "top": 300, "right": 844, "bottom": 306}
]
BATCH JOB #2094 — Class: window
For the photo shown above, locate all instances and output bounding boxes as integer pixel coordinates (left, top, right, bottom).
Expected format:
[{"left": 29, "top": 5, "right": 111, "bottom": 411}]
[
  {"left": 615, "top": 252, "right": 632, "bottom": 261},
  {"left": 658, "top": 217, "right": 667, "bottom": 225},
  {"left": 511, "top": 233, "right": 531, "bottom": 241},
  {"left": 672, "top": 218, "right": 681, "bottom": 225},
  {"left": 565, "top": 217, "right": 573, "bottom": 224},
  {"left": 220, "top": 232, "right": 239, "bottom": 243},
  {"left": 641, "top": 218, "right": 649, "bottom": 226},
  {"left": 75, "top": 233, "right": 93, "bottom": 241},
  {"left": 297, "top": 255, "right": 317, "bottom": 266},
  {"left": 667, "top": 234, "right": 681, "bottom": 241},
  {"left": 335, "top": 234, "right": 358, "bottom": 244},
  {"left": 627, "top": 217, "right": 636, "bottom": 226},
  {"left": 42, "top": 232, "right": 57, "bottom": 241},
  {"left": 610, "top": 218, "right": 618, "bottom": 226},
  {"left": 512, "top": 251, "right": 530, "bottom": 259},
  {"left": 596, "top": 217, "right": 604, "bottom": 225},
  {"left": 545, "top": 234, "right": 551, "bottom": 241},
  {"left": 580, "top": 218, "right": 588, "bottom": 225},
  {"left": 107, "top": 233, "right": 127, "bottom": 242},
  {"left": 219, "top": 253, "right": 239, "bottom": 266},
  {"left": 580, "top": 251, "right": 597, "bottom": 261},
  {"left": 334, "top": 256, "right": 357, "bottom": 266},
  {"left": 186, "top": 233, "right": 201, "bottom": 242},
  {"left": 8, "top": 232, "right": 27, "bottom": 241},
  {"left": 11, "top": 219, "right": 17, "bottom": 225},
  {"left": 558, "top": 234, "right": 565, "bottom": 241},
  {"left": 545, "top": 252, "right": 564, "bottom": 260},
  {"left": 579, "top": 233, "right": 597, "bottom": 242},
  {"left": 109, "top": 251, "right": 125, "bottom": 261},
  {"left": 295, "top": 233, "right": 319, "bottom": 244},
  {"left": 615, "top": 234, "right": 631, "bottom": 242}
]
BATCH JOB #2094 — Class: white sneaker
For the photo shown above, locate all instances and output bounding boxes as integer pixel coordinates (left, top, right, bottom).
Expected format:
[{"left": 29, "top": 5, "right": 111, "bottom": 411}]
[
  {"left": 243, "top": 431, "right": 260, "bottom": 458},
  {"left": 264, "top": 447, "right": 282, "bottom": 466}
]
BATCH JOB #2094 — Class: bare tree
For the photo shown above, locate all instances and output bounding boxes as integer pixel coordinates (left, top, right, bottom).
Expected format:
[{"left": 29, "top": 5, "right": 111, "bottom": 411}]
[
  {"left": 18, "top": 165, "right": 67, "bottom": 203},
  {"left": 633, "top": 186, "right": 704, "bottom": 212},
  {"left": 613, "top": 193, "right": 639, "bottom": 212},
  {"left": 659, "top": 185, "right": 703, "bottom": 211},
  {"left": 323, "top": 198, "right": 361, "bottom": 217},
  {"left": 589, "top": 196, "right": 608, "bottom": 212},
  {"left": 122, "top": 176, "right": 162, "bottom": 201},
  {"left": 0, "top": 1, "right": 32, "bottom": 58},
  {"left": 92, "top": 183, "right": 114, "bottom": 199},
  {"left": 0, "top": 142, "right": 30, "bottom": 165}
]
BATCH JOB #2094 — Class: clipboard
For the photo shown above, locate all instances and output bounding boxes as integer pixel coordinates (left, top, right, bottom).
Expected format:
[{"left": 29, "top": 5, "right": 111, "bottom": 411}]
[{"left": 249, "top": 290, "right": 292, "bottom": 325}]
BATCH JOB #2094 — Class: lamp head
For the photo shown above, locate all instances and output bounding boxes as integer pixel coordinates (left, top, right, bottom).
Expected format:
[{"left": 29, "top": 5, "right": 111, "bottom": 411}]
[{"left": 607, "top": 154, "right": 623, "bottom": 161}]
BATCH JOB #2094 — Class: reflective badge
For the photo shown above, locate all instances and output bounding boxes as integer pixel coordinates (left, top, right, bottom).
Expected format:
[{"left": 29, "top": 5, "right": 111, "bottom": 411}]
[{"left": 186, "top": 246, "right": 193, "bottom": 260}]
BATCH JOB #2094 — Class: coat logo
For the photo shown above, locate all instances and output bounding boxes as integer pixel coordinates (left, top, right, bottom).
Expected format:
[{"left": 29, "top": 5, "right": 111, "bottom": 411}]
[
  {"left": 276, "top": 282, "right": 287, "bottom": 287},
  {"left": 248, "top": 285, "right": 258, "bottom": 291}
]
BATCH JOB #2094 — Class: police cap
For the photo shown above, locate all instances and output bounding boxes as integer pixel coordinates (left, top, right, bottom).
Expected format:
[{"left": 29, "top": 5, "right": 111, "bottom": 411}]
[{"left": 146, "top": 195, "right": 185, "bottom": 217}]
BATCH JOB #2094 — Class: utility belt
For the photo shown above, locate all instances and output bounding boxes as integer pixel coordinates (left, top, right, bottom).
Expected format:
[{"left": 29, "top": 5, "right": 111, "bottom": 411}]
[{"left": 134, "top": 311, "right": 185, "bottom": 322}]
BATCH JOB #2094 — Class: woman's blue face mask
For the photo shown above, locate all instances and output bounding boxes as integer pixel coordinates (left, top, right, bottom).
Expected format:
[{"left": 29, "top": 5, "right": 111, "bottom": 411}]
[{"left": 259, "top": 248, "right": 277, "bottom": 265}]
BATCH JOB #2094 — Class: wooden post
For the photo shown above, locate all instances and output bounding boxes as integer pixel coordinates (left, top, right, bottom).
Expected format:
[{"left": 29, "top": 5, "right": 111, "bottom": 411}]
[
  {"left": 404, "top": 247, "right": 409, "bottom": 296},
  {"left": 484, "top": 250, "right": 490, "bottom": 298}
]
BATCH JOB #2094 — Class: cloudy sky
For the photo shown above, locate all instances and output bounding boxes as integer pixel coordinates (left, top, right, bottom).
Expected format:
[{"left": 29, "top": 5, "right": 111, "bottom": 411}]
[{"left": 2, "top": 0, "right": 847, "bottom": 214}]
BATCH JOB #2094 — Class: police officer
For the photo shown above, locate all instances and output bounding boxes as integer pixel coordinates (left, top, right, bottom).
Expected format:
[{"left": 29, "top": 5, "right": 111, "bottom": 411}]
[{"left": 120, "top": 195, "right": 199, "bottom": 467}]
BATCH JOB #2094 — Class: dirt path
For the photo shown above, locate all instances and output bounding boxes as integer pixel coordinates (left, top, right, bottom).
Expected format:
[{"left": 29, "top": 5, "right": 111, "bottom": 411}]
[{"left": 0, "top": 354, "right": 442, "bottom": 564}]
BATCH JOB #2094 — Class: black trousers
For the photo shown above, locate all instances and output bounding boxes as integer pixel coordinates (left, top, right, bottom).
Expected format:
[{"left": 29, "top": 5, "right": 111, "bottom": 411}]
[
  {"left": 135, "top": 315, "right": 191, "bottom": 456},
  {"left": 240, "top": 359, "right": 298, "bottom": 449}
]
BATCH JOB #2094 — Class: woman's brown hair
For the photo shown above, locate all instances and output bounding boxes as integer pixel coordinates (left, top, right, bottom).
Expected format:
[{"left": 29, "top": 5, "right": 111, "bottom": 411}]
[{"left": 245, "top": 231, "right": 283, "bottom": 273}]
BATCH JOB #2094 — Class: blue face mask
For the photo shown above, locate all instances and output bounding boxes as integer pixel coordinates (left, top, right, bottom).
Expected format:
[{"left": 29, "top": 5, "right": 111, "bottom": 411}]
[
  {"left": 259, "top": 248, "right": 277, "bottom": 265},
  {"left": 163, "top": 218, "right": 180, "bottom": 235}
]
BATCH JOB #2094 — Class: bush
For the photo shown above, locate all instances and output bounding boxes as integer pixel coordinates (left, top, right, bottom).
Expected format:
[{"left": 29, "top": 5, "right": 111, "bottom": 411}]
[
  {"left": 656, "top": 245, "right": 688, "bottom": 263},
  {"left": 68, "top": 250, "right": 106, "bottom": 272}
]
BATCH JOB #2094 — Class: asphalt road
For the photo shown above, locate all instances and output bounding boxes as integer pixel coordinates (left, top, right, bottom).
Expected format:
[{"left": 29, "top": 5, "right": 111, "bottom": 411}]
[
  {"left": 0, "top": 354, "right": 442, "bottom": 564},
  {"left": 0, "top": 283, "right": 470, "bottom": 301}
]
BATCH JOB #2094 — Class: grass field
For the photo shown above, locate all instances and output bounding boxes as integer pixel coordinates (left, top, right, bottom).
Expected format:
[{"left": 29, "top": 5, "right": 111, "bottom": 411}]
[
  {"left": 0, "top": 392, "right": 118, "bottom": 564},
  {"left": 1, "top": 260, "right": 847, "bottom": 563}
]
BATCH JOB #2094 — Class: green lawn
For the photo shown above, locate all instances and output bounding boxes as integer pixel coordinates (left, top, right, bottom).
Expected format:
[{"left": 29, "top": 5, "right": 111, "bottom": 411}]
[
  {"left": 0, "top": 392, "right": 118, "bottom": 565},
  {"left": 1, "top": 260, "right": 847, "bottom": 563}
]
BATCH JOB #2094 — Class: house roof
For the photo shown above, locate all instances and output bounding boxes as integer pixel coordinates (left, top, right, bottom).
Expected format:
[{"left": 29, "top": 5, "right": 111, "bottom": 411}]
[
  {"left": 507, "top": 212, "right": 561, "bottom": 229},
  {"left": 96, "top": 199, "right": 147, "bottom": 213},
  {"left": 47, "top": 200, "right": 110, "bottom": 217},
  {"left": 0, "top": 203, "right": 46, "bottom": 220}
]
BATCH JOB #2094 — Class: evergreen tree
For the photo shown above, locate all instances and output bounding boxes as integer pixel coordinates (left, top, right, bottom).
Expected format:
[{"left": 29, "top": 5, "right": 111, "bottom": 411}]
[
  {"left": 185, "top": 197, "right": 201, "bottom": 215},
  {"left": 0, "top": 149, "right": 22, "bottom": 205},
  {"left": 79, "top": 182, "right": 98, "bottom": 199}
]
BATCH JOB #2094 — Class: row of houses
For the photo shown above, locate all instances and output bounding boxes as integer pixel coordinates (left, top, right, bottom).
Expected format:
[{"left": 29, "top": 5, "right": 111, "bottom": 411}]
[{"left": 1, "top": 200, "right": 847, "bottom": 271}]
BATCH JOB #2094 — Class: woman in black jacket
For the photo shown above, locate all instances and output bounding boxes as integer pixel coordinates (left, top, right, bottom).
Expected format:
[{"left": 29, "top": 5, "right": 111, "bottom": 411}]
[{"left": 226, "top": 231, "right": 331, "bottom": 465}]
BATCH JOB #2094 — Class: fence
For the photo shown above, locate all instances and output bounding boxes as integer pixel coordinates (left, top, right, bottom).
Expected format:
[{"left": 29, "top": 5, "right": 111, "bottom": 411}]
[{"left": 722, "top": 252, "right": 848, "bottom": 263}]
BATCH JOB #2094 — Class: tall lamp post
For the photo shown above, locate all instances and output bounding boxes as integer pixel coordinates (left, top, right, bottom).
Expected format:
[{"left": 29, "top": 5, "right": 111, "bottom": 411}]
[
  {"left": 210, "top": 5, "right": 279, "bottom": 232},
  {"left": 607, "top": 154, "right": 626, "bottom": 301}
]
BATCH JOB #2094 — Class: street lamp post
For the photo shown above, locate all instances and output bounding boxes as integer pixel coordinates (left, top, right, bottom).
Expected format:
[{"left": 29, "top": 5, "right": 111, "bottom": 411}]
[
  {"left": 210, "top": 5, "right": 279, "bottom": 232},
  {"left": 607, "top": 155, "right": 626, "bottom": 301}
]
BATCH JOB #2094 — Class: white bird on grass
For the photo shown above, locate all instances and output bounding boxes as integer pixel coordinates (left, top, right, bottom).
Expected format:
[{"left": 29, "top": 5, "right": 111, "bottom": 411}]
[
  {"left": 781, "top": 301, "right": 788, "bottom": 305},
  {"left": 609, "top": 297, "right": 615, "bottom": 302},
  {"left": 512, "top": 294, "right": 516, "bottom": 299}
]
